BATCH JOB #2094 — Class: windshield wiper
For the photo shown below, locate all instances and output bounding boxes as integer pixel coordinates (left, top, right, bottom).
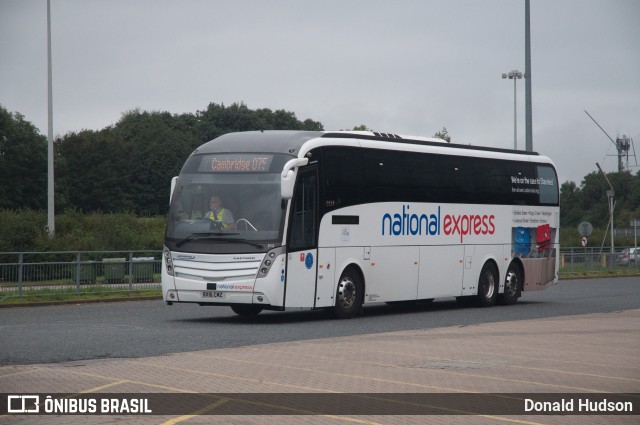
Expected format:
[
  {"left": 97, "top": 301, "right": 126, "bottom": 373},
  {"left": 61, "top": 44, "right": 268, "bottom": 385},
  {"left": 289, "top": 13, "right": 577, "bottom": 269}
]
[
  {"left": 211, "top": 238, "right": 265, "bottom": 249},
  {"left": 175, "top": 233, "right": 263, "bottom": 249}
]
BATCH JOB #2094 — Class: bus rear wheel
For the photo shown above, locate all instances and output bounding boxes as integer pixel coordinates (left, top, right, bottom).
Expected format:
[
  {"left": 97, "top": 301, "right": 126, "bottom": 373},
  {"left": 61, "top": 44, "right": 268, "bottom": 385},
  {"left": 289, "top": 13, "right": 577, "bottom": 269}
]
[
  {"left": 334, "top": 268, "right": 363, "bottom": 319},
  {"left": 475, "top": 262, "right": 498, "bottom": 307},
  {"left": 231, "top": 304, "right": 263, "bottom": 317},
  {"left": 498, "top": 263, "right": 522, "bottom": 305}
]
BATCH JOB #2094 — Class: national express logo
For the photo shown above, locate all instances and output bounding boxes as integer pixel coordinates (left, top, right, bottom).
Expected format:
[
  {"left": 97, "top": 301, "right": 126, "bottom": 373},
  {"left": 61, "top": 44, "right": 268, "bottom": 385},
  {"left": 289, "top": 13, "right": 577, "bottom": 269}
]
[{"left": 381, "top": 205, "right": 495, "bottom": 243}]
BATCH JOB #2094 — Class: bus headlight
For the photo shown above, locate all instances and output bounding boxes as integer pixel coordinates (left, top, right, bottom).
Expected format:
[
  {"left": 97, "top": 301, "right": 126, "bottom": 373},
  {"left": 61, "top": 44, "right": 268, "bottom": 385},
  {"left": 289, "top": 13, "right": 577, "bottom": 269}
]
[
  {"left": 163, "top": 246, "right": 175, "bottom": 276},
  {"left": 257, "top": 246, "right": 285, "bottom": 279}
]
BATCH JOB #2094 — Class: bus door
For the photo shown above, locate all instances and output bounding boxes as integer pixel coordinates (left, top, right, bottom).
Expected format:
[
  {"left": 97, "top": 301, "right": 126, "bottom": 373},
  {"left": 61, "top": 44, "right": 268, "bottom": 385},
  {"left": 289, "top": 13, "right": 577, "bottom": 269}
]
[{"left": 285, "top": 167, "right": 318, "bottom": 308}]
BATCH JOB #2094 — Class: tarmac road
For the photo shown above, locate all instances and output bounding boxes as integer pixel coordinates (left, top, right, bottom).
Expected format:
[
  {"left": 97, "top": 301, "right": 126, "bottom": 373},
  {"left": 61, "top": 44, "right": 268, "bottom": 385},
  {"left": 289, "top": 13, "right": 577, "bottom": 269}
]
[{"left": 1, "top": 276, "right": 638, "bottom": 365}]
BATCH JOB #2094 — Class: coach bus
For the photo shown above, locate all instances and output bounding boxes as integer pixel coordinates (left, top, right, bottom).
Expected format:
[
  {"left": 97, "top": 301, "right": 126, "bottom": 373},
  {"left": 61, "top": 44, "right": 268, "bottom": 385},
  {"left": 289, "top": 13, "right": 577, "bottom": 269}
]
[{"left": 162, "top": 130, "right": 559, "bottom": 318}]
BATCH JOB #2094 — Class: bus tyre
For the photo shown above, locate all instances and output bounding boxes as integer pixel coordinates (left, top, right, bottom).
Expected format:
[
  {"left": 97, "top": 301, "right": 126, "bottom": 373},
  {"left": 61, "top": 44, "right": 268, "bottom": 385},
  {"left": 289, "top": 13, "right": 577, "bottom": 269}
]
[
  {"left": 476, "top": 262, "right": 498, "bottom": 307},
  {"left": 498, "top": 263, "right": 522, "bottom": 305},
  {"left": 334, "top": 268, "right": 363, "bottom": 319},
  {"left": 231, "top": 304, "right": 263, "bottom": 317}
]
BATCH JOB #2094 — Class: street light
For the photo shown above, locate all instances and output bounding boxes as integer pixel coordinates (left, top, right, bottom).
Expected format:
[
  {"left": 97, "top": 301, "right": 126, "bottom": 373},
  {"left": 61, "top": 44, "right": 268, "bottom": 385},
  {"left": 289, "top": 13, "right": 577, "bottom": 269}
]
[
  {"left": 47, "top": 0, "right": 55, "bottom": 237},
  {"left": 502, "top": 70, "right": 523, "bottom": 150}
]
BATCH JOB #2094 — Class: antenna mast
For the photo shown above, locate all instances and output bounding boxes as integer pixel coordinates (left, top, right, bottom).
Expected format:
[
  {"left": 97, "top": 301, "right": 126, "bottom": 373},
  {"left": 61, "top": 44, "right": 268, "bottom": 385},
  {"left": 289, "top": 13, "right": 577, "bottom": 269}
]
[{"left": 585, "top": 110, "right": 636, "bottom": 173}]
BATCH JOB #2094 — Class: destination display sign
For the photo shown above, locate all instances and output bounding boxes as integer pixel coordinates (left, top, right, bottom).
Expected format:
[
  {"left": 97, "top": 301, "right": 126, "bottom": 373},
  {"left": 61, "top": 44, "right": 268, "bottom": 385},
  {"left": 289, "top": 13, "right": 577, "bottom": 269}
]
[{"left": 198, "top": 154, "right": 274, "bottom": 173}]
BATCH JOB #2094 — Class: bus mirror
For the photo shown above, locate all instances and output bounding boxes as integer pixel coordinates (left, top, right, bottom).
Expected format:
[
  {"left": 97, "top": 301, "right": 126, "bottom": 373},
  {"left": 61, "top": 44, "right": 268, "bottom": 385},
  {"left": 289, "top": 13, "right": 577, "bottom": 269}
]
[
  {"left": 281, "top": 170, "right": 296, "bottom": 199},
  {"left": 281, "top": 158, "right": 308, "bottom": 199},
  {"left": 170, "top": 176, "right": 178, "bottom": 204}
]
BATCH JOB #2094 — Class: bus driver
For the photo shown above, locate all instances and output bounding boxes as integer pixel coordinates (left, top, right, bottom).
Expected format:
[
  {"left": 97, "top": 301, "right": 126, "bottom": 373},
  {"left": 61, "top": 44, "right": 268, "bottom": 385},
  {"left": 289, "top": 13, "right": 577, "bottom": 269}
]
[{"left": 207, "top": 195, "right": 235, "bottom": 230}]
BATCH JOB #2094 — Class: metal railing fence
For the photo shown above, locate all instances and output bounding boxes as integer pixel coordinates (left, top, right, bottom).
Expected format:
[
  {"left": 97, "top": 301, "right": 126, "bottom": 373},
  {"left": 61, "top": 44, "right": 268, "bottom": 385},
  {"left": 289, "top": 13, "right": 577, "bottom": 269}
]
[
  {"left": 559, "top": 247, "right": 640, "bottom": 276},
  {"left": 0, "top": 250, "right": 162, "bottom": 300},
  {"left": 1, "top": 247, "right": 638, "bottom": 301}
]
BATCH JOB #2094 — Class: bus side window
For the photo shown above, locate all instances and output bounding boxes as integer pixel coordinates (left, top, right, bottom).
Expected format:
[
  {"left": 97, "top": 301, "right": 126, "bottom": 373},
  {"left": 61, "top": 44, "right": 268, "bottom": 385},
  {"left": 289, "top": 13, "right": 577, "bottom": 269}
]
[
  {"left": 508, "top": 162, "right": 538, "bottom": 205},
  {"left": 362, "top": 150, "right": 407, "bottom": 203},
  {"left": 537, "top": 164, "right": 559, "bottom": 205},
  {"left": 321, "top": 148, "right": 363, "bottom": 211},
  {"left": 473, "top": 159, "right": 507, "bottom": 205}
]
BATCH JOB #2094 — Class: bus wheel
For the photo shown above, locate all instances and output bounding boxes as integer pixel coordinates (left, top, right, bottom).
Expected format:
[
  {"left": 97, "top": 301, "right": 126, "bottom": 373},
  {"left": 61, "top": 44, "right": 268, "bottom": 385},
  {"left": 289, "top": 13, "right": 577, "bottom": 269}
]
[
  {"left": 335, "top": 268, "right": 363, "bottom": 319},
  {"left": 498, "top": 263, "right": 522, "bottom": 305},
  {"left": 476, "top": 262, "right": 498, "bottom": 307},
  {"left": 231, "top": 304, "right": 263, "bottom": 317}
]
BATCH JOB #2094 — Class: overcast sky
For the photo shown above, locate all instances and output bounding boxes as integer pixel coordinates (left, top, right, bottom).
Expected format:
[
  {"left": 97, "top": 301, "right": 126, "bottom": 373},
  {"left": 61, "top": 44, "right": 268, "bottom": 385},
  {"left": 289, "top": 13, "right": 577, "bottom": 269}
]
[{"left": 1, "top": 0, "right": 638, "bottom": 184}]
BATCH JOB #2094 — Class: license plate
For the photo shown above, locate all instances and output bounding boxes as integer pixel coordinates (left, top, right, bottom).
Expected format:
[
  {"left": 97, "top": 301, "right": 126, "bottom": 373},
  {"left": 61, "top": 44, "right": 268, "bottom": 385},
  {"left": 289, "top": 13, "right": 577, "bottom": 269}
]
[{"left": 202, "top": 291, "right": 224, "bottom": 299}]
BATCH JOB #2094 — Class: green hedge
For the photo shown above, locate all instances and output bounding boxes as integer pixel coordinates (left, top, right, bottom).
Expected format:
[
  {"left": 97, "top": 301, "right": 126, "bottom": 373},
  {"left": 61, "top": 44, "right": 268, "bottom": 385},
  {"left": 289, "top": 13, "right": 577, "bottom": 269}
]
[
  {"left": 1, "top": 210, "right": 636, "bottom": 253},
  {"left": 0, "top": 209, "right": 164, "bottom": 252},
  {"left": 559, "top": 226, "right": 639, "bottom": 249}
]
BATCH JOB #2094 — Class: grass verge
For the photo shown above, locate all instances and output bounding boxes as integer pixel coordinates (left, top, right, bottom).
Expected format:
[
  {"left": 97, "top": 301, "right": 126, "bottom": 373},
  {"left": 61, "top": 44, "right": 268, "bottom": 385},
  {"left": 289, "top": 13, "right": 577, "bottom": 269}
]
[
  {"left": 1, "top": 271, "right": 638, "bottom": 307},
  {"left": 0, "top": 288, "right": 161, "bottom": 306}
]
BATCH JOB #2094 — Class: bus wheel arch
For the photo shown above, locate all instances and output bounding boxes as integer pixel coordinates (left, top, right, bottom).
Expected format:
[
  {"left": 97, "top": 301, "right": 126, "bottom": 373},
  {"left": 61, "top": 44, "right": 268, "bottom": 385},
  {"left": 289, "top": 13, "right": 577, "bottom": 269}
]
[
  {"left": 498, "top": 260, "right": 523, "bottom": 305},
  {"left": 334, "top": 264, "right": 365, "bottom": 319},
  {"left": 476, "top": 260, "right": 499, "bottom": 307}
]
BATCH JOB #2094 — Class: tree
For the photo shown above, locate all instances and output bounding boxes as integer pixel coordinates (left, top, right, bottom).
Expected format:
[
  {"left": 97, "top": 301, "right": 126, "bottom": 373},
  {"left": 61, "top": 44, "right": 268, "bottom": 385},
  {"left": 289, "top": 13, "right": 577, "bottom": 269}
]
[
  {"left": 434, "top": 127, "right": 451, "bottom": 142},
  {"left": 352, "top": 124, "right": 371, "bottom": 131},
  {"left": 560, "top": 181, "right": 582, "bottom": 227},
  {"left": 56, "top": 129, "right": 135, "bottom": 213},
  {"left": 52, "top": 103, "right": 324, "bottom": 215},
  {"left": 112, "top": 110, "right": 199, "bottom": 215},
  {"left": 558, "top": 169, "right": 640, "bottom": 230},
  {"left": 0, "top": 105, "right": 47, "bottom": 210},
  {"left": 195, "top": 102, "right": 323, "bottom": 143},
  {"left": 302, "top": 118, "right": 324, "bottom": 131}
]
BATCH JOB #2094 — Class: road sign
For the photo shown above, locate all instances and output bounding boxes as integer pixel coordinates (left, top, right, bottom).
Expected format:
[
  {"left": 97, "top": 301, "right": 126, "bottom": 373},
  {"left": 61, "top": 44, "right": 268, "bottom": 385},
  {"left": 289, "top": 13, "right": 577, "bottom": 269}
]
[
  {"left": 578, "top": 222, "right": 593, "bottom": 237},
  {"left": 581, "top": 236, "right": 588, "bottom": 247}
]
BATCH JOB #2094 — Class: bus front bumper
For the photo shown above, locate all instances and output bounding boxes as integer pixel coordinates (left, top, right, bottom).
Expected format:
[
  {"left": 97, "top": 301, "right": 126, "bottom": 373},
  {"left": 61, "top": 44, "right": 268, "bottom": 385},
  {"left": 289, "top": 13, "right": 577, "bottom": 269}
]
[{"left": 165, "top": 288, "right": 271, "bottom": 307}]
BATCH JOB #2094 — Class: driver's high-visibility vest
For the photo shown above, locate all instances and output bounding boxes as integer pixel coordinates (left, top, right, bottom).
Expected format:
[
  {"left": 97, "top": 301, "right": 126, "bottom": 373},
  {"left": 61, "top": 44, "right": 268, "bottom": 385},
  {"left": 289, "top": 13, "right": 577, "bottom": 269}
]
[{"left": 209, "top": 208, "right": 231, "bottom": 228}]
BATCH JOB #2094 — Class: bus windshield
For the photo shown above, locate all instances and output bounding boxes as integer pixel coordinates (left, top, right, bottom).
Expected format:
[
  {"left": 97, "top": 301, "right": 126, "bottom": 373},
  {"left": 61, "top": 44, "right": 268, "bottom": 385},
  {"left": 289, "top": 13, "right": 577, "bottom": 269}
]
[{"left": 165, "top": 153, "right": 292, "bottom": 253}]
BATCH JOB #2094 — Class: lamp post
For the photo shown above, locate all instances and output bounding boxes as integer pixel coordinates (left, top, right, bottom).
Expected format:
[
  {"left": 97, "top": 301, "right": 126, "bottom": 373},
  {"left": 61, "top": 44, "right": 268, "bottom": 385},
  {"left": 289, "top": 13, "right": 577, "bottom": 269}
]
[
  {"left": 47, "top": 0, "right": 55, "bottom": 237},
  {"left": 502, "top": 70, "right": 523, "bottom": 150},
  {"left": 525, "top": 0, "right": 533, "bottom": 152},
  {"left": 596, "top": 162, "right": 615, "bottom": 257}
]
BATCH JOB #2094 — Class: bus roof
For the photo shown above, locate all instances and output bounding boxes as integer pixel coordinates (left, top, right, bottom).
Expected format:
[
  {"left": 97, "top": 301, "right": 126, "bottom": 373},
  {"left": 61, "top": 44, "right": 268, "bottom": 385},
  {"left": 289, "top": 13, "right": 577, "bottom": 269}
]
[
  {"left": 194, "top": 130, "right": 323, "bottom": 156},
  {"left": 194, "top": 130, "right": 542, "bottom": 160}
]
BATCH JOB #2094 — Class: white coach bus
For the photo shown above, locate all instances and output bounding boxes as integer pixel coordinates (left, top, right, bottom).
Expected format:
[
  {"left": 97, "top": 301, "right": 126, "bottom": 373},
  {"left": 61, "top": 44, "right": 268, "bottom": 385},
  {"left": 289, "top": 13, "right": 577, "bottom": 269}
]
[{"left": 162, "top": 130, "right": 559, "bottom": 318}]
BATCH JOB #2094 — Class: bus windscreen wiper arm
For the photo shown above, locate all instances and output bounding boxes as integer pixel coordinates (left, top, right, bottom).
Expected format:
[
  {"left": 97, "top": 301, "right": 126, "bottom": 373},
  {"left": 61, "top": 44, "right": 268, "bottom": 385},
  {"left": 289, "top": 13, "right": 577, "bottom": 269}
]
[
  {"left": 175, "top": 233, "right": 263, "bottom": 249},
  {"left": 211, "top": 238, "right": 264, "bottom": 249}
]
